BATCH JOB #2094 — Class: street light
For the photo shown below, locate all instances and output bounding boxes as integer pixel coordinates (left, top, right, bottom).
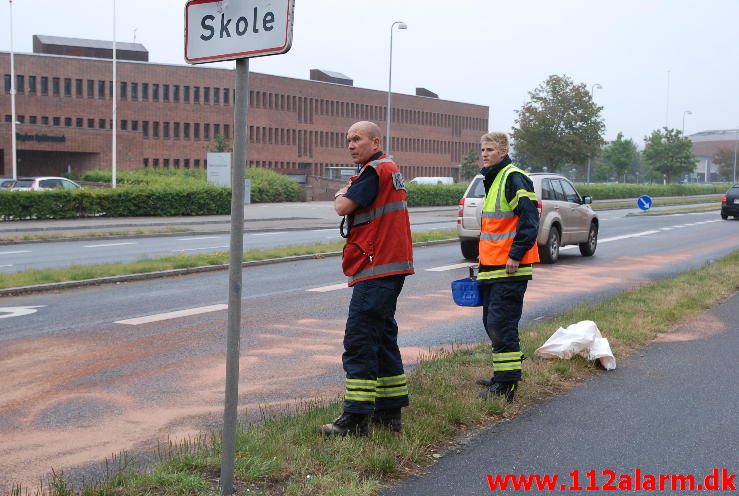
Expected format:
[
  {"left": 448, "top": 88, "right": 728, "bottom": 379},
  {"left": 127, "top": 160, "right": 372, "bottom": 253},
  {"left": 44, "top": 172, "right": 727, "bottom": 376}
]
[
  {"left": 681, "top": 110, "right": 692, "bottom": 135},
  {"left": 733, "top": 127, "right": 737, "bottom": 184},
  {"left": 112, "top": 0, "right": 117, "bottom": 188},
  {"left": 386, "top": 21, "right": 407, "bottom": 157},
  {"left": 9, "top": 0, "right": 17, "bottom": 180},
  {"left": 586, "top": 83, "right": 602, "bottom": 184}
]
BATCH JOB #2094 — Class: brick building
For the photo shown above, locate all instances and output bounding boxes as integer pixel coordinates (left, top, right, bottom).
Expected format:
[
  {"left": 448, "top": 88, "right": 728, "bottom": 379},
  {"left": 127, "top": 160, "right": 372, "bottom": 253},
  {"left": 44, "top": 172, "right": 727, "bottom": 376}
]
[{"left": 1, "top": 36, "right": 489, "bottom": 182}]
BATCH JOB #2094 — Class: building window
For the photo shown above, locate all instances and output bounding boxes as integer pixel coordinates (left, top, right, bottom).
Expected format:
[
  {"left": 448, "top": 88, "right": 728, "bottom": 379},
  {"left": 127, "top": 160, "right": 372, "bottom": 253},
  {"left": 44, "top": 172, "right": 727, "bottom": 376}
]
[
  {"left": 142, "top": 121, "right": 149, "bottom": 137},
  {"left": 214, "top": 124, "right": 220, "bottom": 137},
  {"left": 204, "top": 123, "right": 210, "bottom": 140},
  {"left": 98, "top": 119, "right": 105, "bottom": 129},
  {"left": 184, "top": 122, "right": 191, "bottom": 139},
  {"left": 88, "top": 118, "right": 94, "bottom": 128},
  {"left": 194, "top": 123, "right": 200, "bottom": 139},
  {"left": 63, "top": 78, "right": 71, "bottom": 97},
  {"left": 98, "top": 80, "right": 106, "bottom": 98},
  {"left": 193, "top": 86, "right": 200, "bottom": 104},
  {"left": 152, "top": 83, "right": 160, "bottom": 101},
  {"left": 142, "top": 83, "right": 149, "bottom": 100},
  {"left": 14, "top": 75, "right": 24, "bottom": 94},
  {"left": 213, "top": 87, "right": 220, "bottom": 105},
  {"left": 41, "top": 77, "right": 48, "bottom": 95},
  {"left": 75, "top": 117, "right": 82, "bottom": 127},
  {"left": 163, "top": 122, "right": 170, "bottom": 138},
  {"left": 173, "top": 85, "right": 180, "bottom": 102},
  {"left": 184, "top": 85, "right": 190, "bottom": 103},
  {"left": 194, "top": 159, "right": 200, "bottom": 168},
  {"left": 143, "top": 158, "right": 149, "bottom": 168},
  {"left": 174, "top": 122, "right": 180, "bottom": 139},
  {"left": 120, "top": 82, "right": 127, "bottom": 99},
  {"left": 153, "top": 158, "right": 159, "bottom": 168},
  {"left": 131, "top": 82, "right": 138, "bottom": 100},
  {"left": 42, "top": 116, "right": 49, "bottom": 125},
  {"left": 121, "top": 120, "right": 127, "bottom": 130},
  {"left": 28, "top": 75, "right": 36, "bottom": 94},
  {"left": 174, "top": 159, "right": 180, "bottom": 169},
  {"left": 52, "top": 117, "right": 61, "bottom": 126},
  {"left": 75, "top": 78, "right": 83, "bottom": 97},
  {"left": 223, "top": 88, "right": 230, "bottom": 105},
  {"left": 109, "top": 80, "right": 113, "bottom": 98},
  {"left": 131, "top": 120, "right": 138, "bottom": 131},
  {"left": 87, "top": 79, "right": 94, "bottom": 98},
  {"left": 3, "top": 74, "right": 10, "bottom": 93},
  {"left": 29, "top": 115, "right": 37, "bottom": 124},
  {"left": 224, "top": 124, "right": 230, "bottom": 139},
  {"left": 64, "top": 117, "right": 72, "bottom": 127},
  {"left": 16, "top": 115, "right": 24, "bottom": 124},
  {"left": 53, "top": 77, "right": 61, "bottom": 96},
  {"left": 163, "top": 158, "right": 169, "bottom": 168},
  {"left": 184, "top": 159, "right": 190, "bottom": 169},
  {"left": 153, "top": 121, "right": 160, "bottom": 138},
  {"left": 204, "top": 87, "right": 210, "bottom": 104}
]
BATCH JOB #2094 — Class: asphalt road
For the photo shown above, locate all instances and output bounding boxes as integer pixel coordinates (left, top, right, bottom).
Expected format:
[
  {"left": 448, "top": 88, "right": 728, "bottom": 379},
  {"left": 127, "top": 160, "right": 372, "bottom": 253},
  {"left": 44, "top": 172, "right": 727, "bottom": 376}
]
[{"left": 0, "top": 212, "right": 737, "bottom": 490}]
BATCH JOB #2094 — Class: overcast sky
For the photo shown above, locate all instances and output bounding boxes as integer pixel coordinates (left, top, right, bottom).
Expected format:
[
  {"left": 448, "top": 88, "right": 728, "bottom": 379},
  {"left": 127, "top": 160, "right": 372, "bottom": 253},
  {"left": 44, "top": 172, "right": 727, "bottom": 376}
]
[{"left": 2, "top": 0, "right": 738, "bottom": 146}]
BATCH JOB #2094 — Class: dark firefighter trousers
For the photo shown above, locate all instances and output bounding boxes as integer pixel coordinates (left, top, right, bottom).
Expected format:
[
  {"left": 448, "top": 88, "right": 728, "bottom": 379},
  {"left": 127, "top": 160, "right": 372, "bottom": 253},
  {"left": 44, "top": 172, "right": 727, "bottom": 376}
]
[
  {"left": 342, "top": 274, "right": 410, "bottom": 415},
  {"left": 480, "top": 280, "right": 528, "bottom": 383}
]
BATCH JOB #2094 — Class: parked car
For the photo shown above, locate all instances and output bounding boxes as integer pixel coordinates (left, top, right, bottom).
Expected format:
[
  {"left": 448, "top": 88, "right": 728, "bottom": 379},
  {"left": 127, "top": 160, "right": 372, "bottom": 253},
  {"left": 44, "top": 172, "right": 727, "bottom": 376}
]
[
  {"left": 0, "top": 178, "right": 15, "bottom": 189},
  {"left": 10, "top": 177, "right": 83, "bottom": 191},
  {"left": 457, "top": 173, "right": 598, "bottom": 263},
  {"left": 720, "top": 184, "right": 739, "bottom": 220}
]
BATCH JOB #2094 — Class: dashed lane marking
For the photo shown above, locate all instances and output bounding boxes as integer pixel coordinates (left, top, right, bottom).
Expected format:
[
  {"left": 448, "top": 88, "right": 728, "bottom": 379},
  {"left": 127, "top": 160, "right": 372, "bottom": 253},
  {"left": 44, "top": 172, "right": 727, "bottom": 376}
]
[
  {"left": 307, "top": 283, "right": 348, "bottom": 293},
  {"left": 115, "top": 304, "right": 228, "bottom": 325},
  {"left": 84, "top": 242, "right": 137, "bottom": 248},
  {"left": 175, "top": 236, "right": 223, "bottom": 241},
  {"left": 0, "top": 250, "right": 32, "bottom": 255},
  {"left": 252, "top": 232, "right": 287, "bottom": 236},
  {"left": 173, "top": 245, "right": 229, "bottom": 252}
]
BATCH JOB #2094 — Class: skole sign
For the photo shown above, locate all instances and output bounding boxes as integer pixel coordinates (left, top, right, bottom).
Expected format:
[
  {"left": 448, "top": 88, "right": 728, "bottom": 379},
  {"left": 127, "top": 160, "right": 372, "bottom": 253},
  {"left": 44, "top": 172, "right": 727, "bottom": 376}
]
[{"left": 185, "top": 0, "right": 294, "bottom": 64}]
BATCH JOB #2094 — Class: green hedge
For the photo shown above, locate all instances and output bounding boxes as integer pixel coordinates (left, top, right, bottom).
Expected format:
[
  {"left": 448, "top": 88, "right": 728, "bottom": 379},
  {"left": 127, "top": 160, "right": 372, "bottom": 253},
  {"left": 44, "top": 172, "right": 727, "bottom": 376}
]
[
  {"left": 405, "top": 183, "right": 468, "bottom": 207},
  {"left": 575, "top": 183, "right": 728, "bottom": 200}
]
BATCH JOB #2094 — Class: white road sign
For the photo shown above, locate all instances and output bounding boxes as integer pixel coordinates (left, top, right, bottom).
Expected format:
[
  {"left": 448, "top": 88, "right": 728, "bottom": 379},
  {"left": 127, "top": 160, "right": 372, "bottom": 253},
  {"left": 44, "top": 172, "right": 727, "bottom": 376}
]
[{"left": 185, "top": 0, "right": 294, "bottom": 64}]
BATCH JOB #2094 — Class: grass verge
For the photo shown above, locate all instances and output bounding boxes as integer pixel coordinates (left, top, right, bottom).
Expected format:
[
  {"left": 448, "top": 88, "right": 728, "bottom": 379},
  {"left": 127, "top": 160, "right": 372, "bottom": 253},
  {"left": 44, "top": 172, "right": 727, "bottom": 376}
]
[
  {"left": 0, "top": 230, "right": 457, "bottom": 290},
  {"left": 0, "top": 227, "right": 191, "bottom": 242},
  {"left": 12, "top": 250, "right": 739, "bottom": 496}
]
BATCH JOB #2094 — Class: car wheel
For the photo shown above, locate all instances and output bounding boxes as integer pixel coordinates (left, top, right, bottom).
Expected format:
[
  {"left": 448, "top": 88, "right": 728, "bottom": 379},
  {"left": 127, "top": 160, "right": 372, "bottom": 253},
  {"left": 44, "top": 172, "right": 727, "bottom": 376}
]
[
  {"left": 538, "top": 226, "right": 560, "bottom": 264},
  {"left": 579, "top": 222, "right": 598, "bottom": 257},
  {"left": 721, "top": 212, "right": 728, "bottom": 220},
  {"left": 460, "top": 239, "right": 479, "bottom": 260}
]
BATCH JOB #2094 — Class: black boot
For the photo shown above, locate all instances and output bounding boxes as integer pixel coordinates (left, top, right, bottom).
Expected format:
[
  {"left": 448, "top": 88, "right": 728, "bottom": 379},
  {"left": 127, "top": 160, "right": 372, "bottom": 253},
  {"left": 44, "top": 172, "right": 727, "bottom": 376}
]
[
  {"left": 475, "top": 377, "right": 494, "bottom": 388},
  {"left": 370, "top": 408, "right": 402, "bottom": 432},
  {"left": 318, "top": 412, "right": 369, "bottom": 437},
  {"left": 477, "top": 381, "right": 517, "bottom": 403}
]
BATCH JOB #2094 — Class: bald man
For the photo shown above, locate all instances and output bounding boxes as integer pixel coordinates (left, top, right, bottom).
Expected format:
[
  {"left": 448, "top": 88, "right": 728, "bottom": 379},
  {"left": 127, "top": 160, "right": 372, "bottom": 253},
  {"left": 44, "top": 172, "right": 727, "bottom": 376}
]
[{"left": 319, "top": 121, "right": 415, "bottom": 437}]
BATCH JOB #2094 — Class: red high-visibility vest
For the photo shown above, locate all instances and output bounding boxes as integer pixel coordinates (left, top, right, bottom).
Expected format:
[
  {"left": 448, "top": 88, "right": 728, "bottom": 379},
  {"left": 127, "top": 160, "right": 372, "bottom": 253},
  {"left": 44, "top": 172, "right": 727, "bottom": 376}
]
[{"left": 342, "top": 156, "right": 414, "bottom": 286}]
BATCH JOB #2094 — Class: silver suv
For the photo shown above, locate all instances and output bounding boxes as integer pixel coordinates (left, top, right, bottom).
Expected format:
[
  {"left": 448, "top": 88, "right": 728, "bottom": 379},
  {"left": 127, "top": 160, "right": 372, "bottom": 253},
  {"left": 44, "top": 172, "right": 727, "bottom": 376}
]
[{"left": 456, "top": 173, "right": 598, "bottom": 264}]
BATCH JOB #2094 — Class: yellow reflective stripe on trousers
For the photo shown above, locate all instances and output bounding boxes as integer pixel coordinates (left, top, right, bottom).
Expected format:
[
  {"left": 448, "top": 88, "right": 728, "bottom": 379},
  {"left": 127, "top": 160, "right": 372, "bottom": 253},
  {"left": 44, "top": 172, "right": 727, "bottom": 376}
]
[
  {"left": 376, "top": 386, "right": 409, "bottom": 398},
  {"left": 345, "top": 391, "right": 377, "bottom": 401},
  {"left": 377, "top": 374, "right": 406, "bottom": 386},
  {"left": 346, "top": 379, "right": 378, "bottom": 388},
  {"left": 477, "top": 266, "right": 533, "bottom": 280},
  {"left": 345, "top": 378, "right": 377, "bottom": 402},
  {"left": 492, "top": 351, "right": 522, "bottom": 371}
]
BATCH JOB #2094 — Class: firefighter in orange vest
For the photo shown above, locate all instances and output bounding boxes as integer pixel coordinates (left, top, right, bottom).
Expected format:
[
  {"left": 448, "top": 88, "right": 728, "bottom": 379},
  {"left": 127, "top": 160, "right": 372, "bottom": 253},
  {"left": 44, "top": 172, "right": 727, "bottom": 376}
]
[
  {"left": 319, "top": 121, "right": 414, "bottom": 437},
  {"left": 475, "top": 132, "right": 540, "bottom": 402}
]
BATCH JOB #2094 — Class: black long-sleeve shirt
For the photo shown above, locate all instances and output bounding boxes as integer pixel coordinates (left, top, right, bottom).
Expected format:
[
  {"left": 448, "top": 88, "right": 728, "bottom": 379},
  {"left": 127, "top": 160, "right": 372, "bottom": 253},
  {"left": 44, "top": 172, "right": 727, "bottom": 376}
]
[{"left": 479, "top": 155, "right": 540, "bottom": 275}]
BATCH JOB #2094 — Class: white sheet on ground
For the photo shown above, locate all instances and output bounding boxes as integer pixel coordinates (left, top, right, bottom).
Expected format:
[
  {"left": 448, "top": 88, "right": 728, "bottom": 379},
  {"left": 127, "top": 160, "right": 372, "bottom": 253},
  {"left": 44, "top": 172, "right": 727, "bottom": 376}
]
[{"left": 535, "top": 320, "right": 616, "bottom": 370}]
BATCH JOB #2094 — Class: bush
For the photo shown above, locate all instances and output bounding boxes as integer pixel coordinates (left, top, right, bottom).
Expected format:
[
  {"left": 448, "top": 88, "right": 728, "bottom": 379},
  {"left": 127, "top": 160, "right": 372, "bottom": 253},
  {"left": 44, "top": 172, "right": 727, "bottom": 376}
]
[
  {"left": 405, "top": 183, "right": 469, "bottom": 207},
  {"left": 576, "top": 183, "right": 728, "bottom": 200}
]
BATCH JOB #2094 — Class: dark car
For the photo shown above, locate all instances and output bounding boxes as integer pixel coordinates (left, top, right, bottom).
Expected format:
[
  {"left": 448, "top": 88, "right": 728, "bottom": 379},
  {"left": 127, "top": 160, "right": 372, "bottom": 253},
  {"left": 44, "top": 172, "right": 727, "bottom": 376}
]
[{"left": 721, "top": 185, "right": 739, "bottom": 220}]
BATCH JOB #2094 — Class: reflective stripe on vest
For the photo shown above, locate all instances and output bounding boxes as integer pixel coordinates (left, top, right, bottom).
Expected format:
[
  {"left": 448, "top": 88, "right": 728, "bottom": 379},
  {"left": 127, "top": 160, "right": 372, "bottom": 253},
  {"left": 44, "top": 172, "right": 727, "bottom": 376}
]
[
  {"left": 349, "top": 261, "right": 415, "bottom": 284},
  {"left": 353, "top": 200, "right": 408, "bottom": 225},
  {"left": 478, "top": 164, "right": 539, "bottom": 275}
]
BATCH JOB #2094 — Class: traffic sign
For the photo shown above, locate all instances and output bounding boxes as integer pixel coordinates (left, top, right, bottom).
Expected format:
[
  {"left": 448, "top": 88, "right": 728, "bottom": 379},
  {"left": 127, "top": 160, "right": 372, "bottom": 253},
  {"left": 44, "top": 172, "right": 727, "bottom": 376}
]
[
  {"left": 185, "top": 0, "right": 295, "bottom": 64},
  {"left": 637, "top": 195, "right": 653, "bottom": 211}
]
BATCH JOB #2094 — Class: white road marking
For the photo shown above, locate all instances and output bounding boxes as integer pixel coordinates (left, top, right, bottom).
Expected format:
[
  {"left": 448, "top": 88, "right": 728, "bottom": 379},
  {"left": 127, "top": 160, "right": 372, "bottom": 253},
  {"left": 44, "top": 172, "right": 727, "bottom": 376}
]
[
  {"left": 0, "top": 305, "right": 46, "bottom": 319},
  {"left": 0, "top": 250, "right": 31, "bottom": 255},
  {"left": 599, "top": 230, "right": 661, "bottom": 243},
  {"left": 173, "top": 245, "right": 229, "bottom": 252},
  {"left": 115, "top": 304, "right": 228, "bottom": 325},
  {"left": 661, "top": 227, "right": 674, "bottom": 231},
  {"left": 426, "top": 262, "right": 477, "bottom": 272},
  {"left": 312, "top": 229, "right": 336, "bottom": 233},
  {"left": 252, "top": 232, "right": 287, "bottom": 236},
  {"left": 84, "top": 242, "right": 136, "bottom": 248},
  {"left": 307, "top": 283, "right": 348, "bottom": 293},
  {"left": 0, "top": 264, "right": 12, "bottom": 268},
  {"left": 175, "top": 236, "right": 222, "bottom": 241}
]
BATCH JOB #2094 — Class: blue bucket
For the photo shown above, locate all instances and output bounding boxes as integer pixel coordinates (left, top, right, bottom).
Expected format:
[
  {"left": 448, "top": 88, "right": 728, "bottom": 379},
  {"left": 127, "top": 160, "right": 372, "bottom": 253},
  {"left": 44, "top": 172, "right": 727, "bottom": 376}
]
[{"left": 451, "top": 272, "right": 482, "bottom": 307}]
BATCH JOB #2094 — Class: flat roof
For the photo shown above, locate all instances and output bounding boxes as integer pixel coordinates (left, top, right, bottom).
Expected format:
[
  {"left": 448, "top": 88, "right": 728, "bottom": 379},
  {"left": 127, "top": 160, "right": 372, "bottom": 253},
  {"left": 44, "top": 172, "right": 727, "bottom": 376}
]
[{"left": 34, "top": 35, "right": 148, "bottom": 53}]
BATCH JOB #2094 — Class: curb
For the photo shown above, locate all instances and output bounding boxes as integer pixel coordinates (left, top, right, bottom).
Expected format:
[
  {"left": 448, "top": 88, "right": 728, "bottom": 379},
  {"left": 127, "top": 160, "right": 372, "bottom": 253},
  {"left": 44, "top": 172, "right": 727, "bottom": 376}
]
[{"left": 0, "top": 238, "right": 458, "bottom": 296}]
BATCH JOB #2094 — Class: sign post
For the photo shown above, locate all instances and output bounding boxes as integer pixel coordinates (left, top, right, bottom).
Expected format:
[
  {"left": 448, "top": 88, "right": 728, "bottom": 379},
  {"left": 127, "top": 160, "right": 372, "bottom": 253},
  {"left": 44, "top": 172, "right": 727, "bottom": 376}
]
[{"left": 185, "top": 1, "right": 294, "bottom": 494}]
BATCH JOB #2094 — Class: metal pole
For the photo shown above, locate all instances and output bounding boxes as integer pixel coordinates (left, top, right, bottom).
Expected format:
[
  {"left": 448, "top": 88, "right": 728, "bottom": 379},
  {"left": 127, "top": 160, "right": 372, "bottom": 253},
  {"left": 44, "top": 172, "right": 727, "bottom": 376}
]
[
  {"left": 587, "top": 83, "right": 602, "bottom": 184},
  {"left": 681, "top": 110, "right": 691, "bottom": 135},
  {"left": 733, "top": 128, "right": 737, "bottom": 184},
  {"left": 665, "top": 70, "right": 670, "bottom": 129},
  {"left": 9, "top": 0, "right": 17, "bottom": 180},
  {"left": 220, "top": 57, "right": 248, "bottom": 496},
  {"left": 386, "top": 21, "right": 406, "bottom": 156},
  {"left": 112, "top": 0, "right": 117, "bottom": 188}
]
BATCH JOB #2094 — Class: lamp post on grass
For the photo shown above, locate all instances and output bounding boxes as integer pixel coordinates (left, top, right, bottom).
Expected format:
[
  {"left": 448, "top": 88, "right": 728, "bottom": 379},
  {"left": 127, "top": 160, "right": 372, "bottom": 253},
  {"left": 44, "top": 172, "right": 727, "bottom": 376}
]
[
  {"left": 385, "top": 21, "right": 407, "bottom": 156},
  {"left": 586, "top": 83, "right": 602, "bottom": 183},
  {"left": 9, "top": 0, "right": 17, "bottom": 180}
]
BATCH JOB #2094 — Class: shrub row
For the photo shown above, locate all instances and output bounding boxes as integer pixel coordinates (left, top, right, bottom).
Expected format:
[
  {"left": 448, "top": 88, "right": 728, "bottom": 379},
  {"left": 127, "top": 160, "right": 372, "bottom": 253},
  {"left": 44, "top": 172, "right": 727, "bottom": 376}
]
[
  {"left": 405, "top": 183, "right": 469, "bottom": 207},
  {"left": 576, "top": 183, "right": 728, "bottom": 200},
  {"left": 0, "top": 186, "right": 231, "bottom": 220}
]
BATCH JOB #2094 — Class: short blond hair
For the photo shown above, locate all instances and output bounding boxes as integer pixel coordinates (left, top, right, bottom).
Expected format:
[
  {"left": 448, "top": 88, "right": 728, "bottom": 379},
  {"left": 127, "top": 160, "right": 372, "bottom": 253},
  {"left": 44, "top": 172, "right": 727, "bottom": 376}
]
[{"left": 480, "top": 132, "right": 509, "bottom": 152}]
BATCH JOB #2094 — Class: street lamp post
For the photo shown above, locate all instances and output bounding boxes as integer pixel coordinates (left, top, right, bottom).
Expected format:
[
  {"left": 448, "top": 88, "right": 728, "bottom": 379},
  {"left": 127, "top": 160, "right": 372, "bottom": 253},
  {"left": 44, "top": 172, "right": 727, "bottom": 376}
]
[
  {"left": 681, "top": 110, "right": 692, "bottom": 135},
  {"left": 9, "top": 0, "right": 17, "bottom": 180},
  {"left": 586, "top": 83, "right": 602, "bottom": 184},
  {"left": 733, "top": 127, "right": 737, "bottom": 184},
  {"left": 386, "top": 21, "right": 407, "bottom": 157},
  {"left": 112, "top": 0, "right": 117, "bottom": 188}
]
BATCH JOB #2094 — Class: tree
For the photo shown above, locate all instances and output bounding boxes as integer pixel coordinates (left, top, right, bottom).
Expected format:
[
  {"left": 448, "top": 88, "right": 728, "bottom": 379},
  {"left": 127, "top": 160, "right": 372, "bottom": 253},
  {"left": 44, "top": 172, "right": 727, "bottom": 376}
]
[
  {"left": 460, "top": 148, "right": 480, "bottom": 181},
  {"left": 511, "top": 74, "right": 605, "bottom": 173},
  {"left": 642, "top": 127, "right": 697, "bottom": 183},
  {"left": 602, "top": 132, "right": 639, "bottom": 183},
  {"left": 206, "top": 134, "right": 232, "bottom": 153},
  {"left": 712, "top": 148, "right": 738, "bottom": 181}
]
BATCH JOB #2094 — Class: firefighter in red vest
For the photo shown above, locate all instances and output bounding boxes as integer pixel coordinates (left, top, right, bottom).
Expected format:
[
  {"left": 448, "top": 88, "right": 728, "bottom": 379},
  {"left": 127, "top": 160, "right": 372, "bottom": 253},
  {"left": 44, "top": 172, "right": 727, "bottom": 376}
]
[
  {"left": 475, "top": 132, "right": 540, "bottom": 402},
  {"left": 319, "top": 121, "right": 414, "bottom": 437}
]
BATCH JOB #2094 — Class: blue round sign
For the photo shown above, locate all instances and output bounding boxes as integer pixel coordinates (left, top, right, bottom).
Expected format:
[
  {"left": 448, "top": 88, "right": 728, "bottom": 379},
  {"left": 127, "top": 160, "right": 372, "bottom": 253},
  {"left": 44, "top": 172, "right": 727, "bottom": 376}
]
[{"left": 637, "top": 195, "right": 653, "bottom": 211}]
